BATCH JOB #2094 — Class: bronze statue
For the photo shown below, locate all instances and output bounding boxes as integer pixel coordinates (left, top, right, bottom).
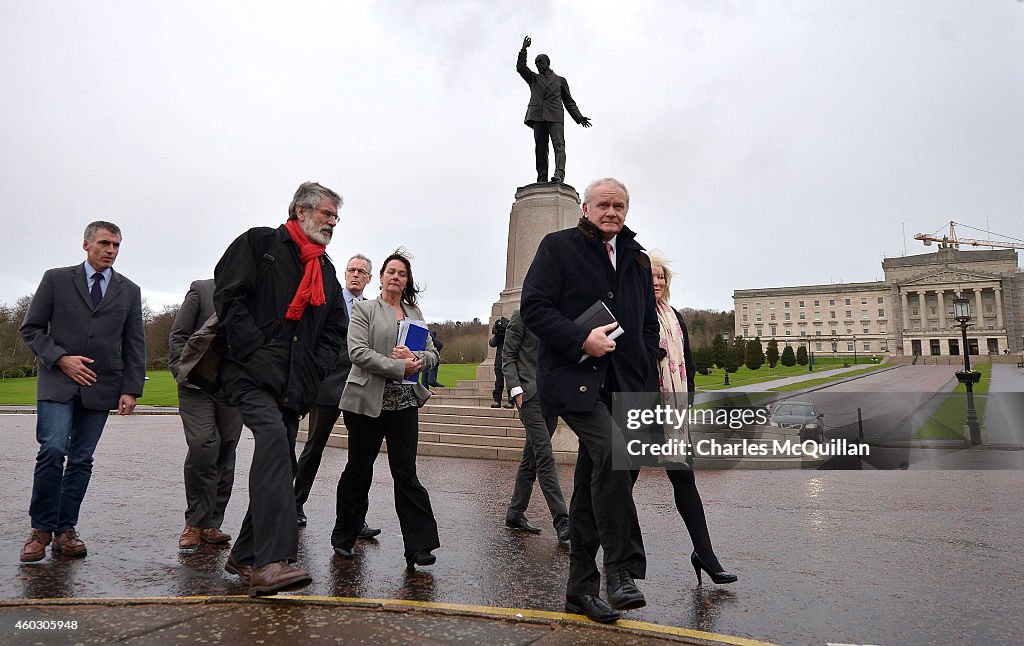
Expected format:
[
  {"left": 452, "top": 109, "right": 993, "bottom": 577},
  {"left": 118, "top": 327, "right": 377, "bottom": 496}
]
[{"left": 517, "top": 36, "right": 591, "bottom": 184}]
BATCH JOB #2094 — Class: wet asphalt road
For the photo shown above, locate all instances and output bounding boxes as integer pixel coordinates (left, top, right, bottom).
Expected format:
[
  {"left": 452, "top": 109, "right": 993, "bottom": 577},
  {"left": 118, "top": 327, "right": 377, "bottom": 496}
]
[{"left": 2, "top": 401, "right": 1023, "bottom": 645}]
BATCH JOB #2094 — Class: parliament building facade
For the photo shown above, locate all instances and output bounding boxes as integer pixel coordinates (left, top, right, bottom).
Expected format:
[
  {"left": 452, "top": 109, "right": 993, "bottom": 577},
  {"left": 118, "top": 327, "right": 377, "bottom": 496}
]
[{"left": 733, "top": 247, "right": 1023, "bottom": 358}]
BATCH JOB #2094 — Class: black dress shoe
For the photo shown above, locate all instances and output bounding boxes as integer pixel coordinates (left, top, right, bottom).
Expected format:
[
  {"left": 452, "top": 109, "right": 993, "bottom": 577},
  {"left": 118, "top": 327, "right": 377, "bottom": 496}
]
[
  {"left": 505, "top": 515, "right": 542, "bottom": 534},
  {"left": 551, "top": 176, "right": 563, "bottom": 184},
  {"left": 333, "top": 545, "right": 355, "bottom": 558},
  {"left": 565, "top": 594, "right": 619, "bottom": 624},
  {"left": 607, "top": 569, "right": 646, "bottom": 610},
  {"left": 406, "top": 550, "right": 436, "bottom": 569},
  {"left": 555, "top": 518, "right": 570, "bottom": 543},
  {"left": 296, "top": 507, "right": 307, "bottom": 527},
  {"left": 490, "top": 401, "right": 501, "bottom": 408},
  {"left": 357, "top": 523, "right": 381, "bottom": 539},
  {"left": 537, "top": 174, "right": 548, "bottom": 183},
  {"left": 502, "top": 401, "right": 515, "bottom": 409},
  {"left": 691, "top": 551, "right": 738, "bottom": 585}
]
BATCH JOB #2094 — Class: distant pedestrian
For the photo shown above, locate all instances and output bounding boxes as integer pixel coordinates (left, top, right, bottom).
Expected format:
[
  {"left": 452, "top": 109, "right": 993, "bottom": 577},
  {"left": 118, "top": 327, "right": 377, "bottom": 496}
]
[
  {"left": 19, "top": 221, "right": 146, "bottom": 562},
  {"left": 214, "top": 181, "right": 346, "bottom": 596},
  {"left": 169, "top": 279, "right": 243, "bottom": 553},
  {"left": 489, "top": 316, "right": 513, "bottom": 408}
]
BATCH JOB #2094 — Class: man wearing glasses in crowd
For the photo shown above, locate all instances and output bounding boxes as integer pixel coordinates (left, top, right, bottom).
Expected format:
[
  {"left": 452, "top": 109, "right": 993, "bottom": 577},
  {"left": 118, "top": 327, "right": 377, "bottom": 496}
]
[{"left": 293, "top": 254, "right": 380, "bottom": 540}]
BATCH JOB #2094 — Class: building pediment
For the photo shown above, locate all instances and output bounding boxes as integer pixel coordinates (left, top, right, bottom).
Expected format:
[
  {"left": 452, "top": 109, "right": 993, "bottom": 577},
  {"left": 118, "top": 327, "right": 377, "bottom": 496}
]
[{"left": 899, "top": 267, "right": 1001, "bottom": 287}]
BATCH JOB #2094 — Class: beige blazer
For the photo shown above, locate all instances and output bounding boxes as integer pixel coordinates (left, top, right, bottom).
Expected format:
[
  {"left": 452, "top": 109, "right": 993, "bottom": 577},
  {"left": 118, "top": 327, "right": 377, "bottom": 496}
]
[{"left": 340, "top": 296, "right": 439, "bottom": 418}]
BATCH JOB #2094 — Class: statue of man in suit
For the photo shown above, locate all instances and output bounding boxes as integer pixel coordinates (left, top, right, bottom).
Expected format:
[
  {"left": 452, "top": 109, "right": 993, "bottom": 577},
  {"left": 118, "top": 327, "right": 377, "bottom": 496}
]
[
  {"left": 518, "top": 35, "right": 592, "bottom": 184},
  {"left": 19, "top": 221, "right": 146, "bottom": 562}
]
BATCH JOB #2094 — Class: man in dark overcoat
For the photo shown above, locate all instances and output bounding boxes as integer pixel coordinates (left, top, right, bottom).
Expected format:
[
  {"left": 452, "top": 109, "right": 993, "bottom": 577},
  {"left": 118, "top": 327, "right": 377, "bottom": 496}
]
[{"left": 521, "top": 177, "right": 658, "bottom": 624}]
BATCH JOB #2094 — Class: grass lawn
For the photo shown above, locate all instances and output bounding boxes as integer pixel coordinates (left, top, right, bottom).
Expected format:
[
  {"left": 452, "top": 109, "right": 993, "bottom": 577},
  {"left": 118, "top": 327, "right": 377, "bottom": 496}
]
[
  {"left": 768, "top": 364, "right": 889, "bottom": 392},
  {"left": 913, "top": 363, "right": 991, "bottom": 440},
  {"left": 0, "top": 364, "right": 484, "bottom": 407},
  {"left": 696, "top": 363, "right": 841, "bottom": 391}
]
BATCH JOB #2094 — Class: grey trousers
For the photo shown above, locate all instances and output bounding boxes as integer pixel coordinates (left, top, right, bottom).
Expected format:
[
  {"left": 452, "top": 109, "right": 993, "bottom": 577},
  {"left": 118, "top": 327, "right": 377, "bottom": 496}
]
[
  {"left": 562, "top": 400, "right": 646, "bottom": 596},
  {"left": 507, "top": 397, "right": 567, "bottom": 527},
  {"left": 225, "top": 382, "right": 300, "bottom": 568},
  {"left": 179, "top": 385, "right": 243, "bottom": 528}
]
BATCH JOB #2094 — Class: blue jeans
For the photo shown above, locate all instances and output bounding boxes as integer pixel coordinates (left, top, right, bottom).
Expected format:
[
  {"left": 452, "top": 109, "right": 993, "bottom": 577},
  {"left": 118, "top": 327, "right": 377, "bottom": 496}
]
[{"left": 30, "top": 398, "right": 110, "bottom": 533}]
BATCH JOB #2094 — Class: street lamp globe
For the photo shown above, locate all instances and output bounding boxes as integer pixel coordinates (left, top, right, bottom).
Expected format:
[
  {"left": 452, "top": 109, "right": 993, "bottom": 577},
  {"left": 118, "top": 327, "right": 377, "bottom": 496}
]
[{"left": 952, "top": 296, "right": 972, "bottom": 324}]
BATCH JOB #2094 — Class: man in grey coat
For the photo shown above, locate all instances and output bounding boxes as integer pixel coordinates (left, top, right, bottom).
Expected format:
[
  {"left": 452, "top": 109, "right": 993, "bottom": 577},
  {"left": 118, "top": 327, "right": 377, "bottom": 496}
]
[
  {"left": 19, "top": 221, "right": 146, "bottom": 562},
  {"left": 169, "top": 279, "right": 243, "bottom": 552},
  {"left": 517, "top": 35, "right": 591, "bottom": 183},
  {"left": 503, "top": 310, "right": 569, "bottom": 542}
]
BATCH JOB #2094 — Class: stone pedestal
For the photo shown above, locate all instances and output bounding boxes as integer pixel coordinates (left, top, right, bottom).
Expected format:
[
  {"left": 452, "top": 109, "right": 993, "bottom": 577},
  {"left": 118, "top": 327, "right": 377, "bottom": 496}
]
[{"left": 478, "top": 182, "right": 582, "bottom": 380}]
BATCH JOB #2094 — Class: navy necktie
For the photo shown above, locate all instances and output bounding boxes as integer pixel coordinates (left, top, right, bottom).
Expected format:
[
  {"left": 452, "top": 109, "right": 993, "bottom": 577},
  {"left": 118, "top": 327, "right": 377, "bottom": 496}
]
[{"left": 90, "top": 273, "right": 104, "bottom": 308}]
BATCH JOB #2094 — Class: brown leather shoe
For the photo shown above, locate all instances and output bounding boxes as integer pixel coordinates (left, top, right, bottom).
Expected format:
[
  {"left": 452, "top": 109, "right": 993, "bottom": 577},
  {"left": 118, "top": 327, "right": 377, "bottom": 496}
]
[
  {"left": 200, "top": 527, "right": 231, "bottom": 544},
  {"left": 20, "top": 529, "right": 52, "bottom": 562},
  {"left": 248, "top": 561, "right": 312, "bottom": 597},
  {"left": 52, "top": 528, "right": 87, "bottom": 557},
  {"left": 224, "top": 554, "right": 253, "bottom": 585},
  {"left": 179, "top": 525, "right": 201, "bottom": 551}
]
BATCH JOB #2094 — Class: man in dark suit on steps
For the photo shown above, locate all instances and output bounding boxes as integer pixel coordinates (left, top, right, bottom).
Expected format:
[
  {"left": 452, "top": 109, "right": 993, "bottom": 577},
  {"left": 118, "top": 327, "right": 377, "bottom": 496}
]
[{"left": 19, "top": 221, "right": 146, "bottom": 562}]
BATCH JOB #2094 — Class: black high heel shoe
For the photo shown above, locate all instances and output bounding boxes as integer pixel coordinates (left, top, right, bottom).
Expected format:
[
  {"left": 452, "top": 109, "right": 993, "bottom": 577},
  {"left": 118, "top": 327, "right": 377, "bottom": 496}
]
[
  {"left": 691, "top": 551, "right": 737, "bottom": 585},
  {"left": 406, "top": 551, "right": 436, "bottom": 569}
]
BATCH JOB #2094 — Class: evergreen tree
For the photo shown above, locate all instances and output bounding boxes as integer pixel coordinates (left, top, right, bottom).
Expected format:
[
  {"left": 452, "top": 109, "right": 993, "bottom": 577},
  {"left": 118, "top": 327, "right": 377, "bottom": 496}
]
[
  {"left": 745, "top": 336, "right": 766, "bottom": 370},
  {"left": 726, "top": 344, "right": 742, "bottom": 373},
  {"left": 780, "top": 345, "right": 797, "bottom": 367},
  {"left": 711, "top": 334, "right": 727, "bottom": 369},
  {"left": 796, "top": 345, "right": 809, "bottom": 366},
  {"left": 766, "top": 339, "right": 780, "bottom": 368},
  {"left": 694, "top": 346, "right": 715, "bottom": 375}
]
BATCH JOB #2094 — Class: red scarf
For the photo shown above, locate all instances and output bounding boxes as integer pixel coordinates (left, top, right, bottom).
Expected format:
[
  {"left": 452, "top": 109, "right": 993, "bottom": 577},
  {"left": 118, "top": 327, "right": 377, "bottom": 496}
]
[{"left": 283, "top": 219, "right": 327, "bottom": 321}]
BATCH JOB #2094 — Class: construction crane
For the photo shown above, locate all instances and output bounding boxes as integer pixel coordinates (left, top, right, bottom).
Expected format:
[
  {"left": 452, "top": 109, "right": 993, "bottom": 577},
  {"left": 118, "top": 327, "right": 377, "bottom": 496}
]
[{"left": 914, "top": 221, "right": 1024, "bottom": 250}]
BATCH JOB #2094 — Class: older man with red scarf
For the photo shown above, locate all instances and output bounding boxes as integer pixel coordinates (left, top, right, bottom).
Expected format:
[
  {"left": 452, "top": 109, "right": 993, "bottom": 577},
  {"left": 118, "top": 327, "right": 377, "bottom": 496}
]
[{"left": 214, "top": 181, "right": 346, "bottom": 596}]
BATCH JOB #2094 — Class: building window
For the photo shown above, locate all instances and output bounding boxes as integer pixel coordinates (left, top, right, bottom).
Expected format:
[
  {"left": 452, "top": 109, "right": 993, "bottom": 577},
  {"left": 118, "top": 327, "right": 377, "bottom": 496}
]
[
  {"left": 861, "top": 297, "right": 867, "bottom": 305},
  {"left": 756, "top": 315, "right": 762, "bottom": 322},
  {"left": 799, "top": 300, "right": 805, "bottom": 308},
  {"left": 784, "top": 301, "right": 790, "bottom": 308},
  {"left": 755, "top": 302, "right": 761, "bottom": 310},
  {"left": 845, "top": 310, "right": 852, "bottom": 319},
  {"left": 881, "top": 342, "right": 888, "bottom": 351},
  {"left": 785, "top": 330, "right": 791, "bottom": 336},
  {"left": 742, "top": 314, "right": 748, "bottom": 322},
  {"left": 877, "top": 297, "right": 884, "bottom": 304},
  {"left": 756, "top": 327, "right": 763, "bottom": 336},
  {"left": 770, "top": 301, "right": 775, "bottom": 309},
  {"left": 814, "top": 299, "right": 820, "bottom": 307},
  {"left": 847, "top": 343, "right": 854, "bottom": 352},
  {"left": 830, "top": 311, "right": 836, "bottom": 319},
  {"left": 770, "top": 325, "right": 777, "bottom": 336},
  {"left": 880, "top": 324, "right": 886, "bottom": 333},
  {"left": 742, "top": 303, "right": 748, "bottom": 310},
  {"left": 770, "top": 313, "right": 776, "bottom": 321},
  {"left": 815, "top": 343, "right": 823, "bottom": 351},
  {"left": 815, "top": 313, "right": 821, "bottom": 320},
  {"left": 878, "top": 309, "right": 885, "bottom": 318},
  {"left": 845, "top": 298, "right": 851, "bottom": 305},
  {"left": 799, "top": 313, "right": 806, "bottom": 320},
  {"left": 863, "top": 342, "right": 871, "bottom": 351},
  {"left": 829, "top": 299, "right": 835, "bottom": 306},
  {"left": 742, "top": 327, "right": 749, "bottom": 336},
  {"left": 930, "top": 307, "right": 936, "bottom": 316},
  {"left": 911, "top": 308, "right": 919, "bottom": 316},
  {"left": 785, "top": 313, "right": 791, "bottom": 321}
]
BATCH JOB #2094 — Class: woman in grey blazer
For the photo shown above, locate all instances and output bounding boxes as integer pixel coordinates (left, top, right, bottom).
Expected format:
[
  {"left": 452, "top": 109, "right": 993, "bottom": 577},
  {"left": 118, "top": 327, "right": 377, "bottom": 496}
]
[{"left": 331, "top": 251, "right": 441, "bottom": 568}]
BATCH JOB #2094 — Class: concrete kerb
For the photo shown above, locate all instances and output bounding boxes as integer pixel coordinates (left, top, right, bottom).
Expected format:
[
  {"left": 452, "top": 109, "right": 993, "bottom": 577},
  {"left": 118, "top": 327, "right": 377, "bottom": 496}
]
[{"left": 0, "top": 596, "right": 776, "bottom": 646}]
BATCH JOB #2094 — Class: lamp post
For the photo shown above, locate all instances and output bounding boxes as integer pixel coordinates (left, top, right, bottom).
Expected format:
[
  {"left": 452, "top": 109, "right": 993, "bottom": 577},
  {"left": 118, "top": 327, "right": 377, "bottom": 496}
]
[
  {"left": 722, "top": 332, "right": 730, "bottom": 386},
  {"left": 852, "top": 334, "right": 858, "bottom": 365},
  {"left": 952, "top": 296, "right": 981, "bottom": 445},
  {"left": 831, "top": 334, "right": 838, "bottom": 362}
]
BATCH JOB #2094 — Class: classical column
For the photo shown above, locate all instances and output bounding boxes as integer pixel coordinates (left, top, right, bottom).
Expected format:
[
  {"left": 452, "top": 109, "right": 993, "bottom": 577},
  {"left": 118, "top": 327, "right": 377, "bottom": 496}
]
[
  {"left": 974, "top": 288, "right": 984, "bottom": 329},
  {"left": 901, "top": 290, "right": 910, "bottom": 331},
  {"left": 936, "top": 289, "right": 946, "bottom": 330},
  {"left": 918, "top": 290, "right": 927, "bottom": 329},
  {"left": 994, "top": 286, "right": 1003, "bottom": 329}
]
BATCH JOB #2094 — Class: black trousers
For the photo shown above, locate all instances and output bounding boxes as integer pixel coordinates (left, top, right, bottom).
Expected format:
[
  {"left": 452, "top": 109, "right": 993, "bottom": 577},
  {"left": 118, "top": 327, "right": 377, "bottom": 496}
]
[
  {"left": 561, "top": 401, "right": 646, "bottom": 596},
  {"left": 294, "top": 403, "right": 341, "bottom": 510},
  {"left": 225, "top": 383, "right": 300, "bottom": 568},
  {"left": 632, "top": 468, "right": 723, "bottom": 571},
  {"left": 333, "top": 407, "right": 439, "bottom": 557},
  {"left": 532, "top": 121, "right": 566, "bottom": 181},
  {"left": 492, "top": 345, "right": 505, "bottom": 403},
  {"left": 179, "top": 385, "right": 243, "bottom": 528},
  {"left": 507, "top": 397, "right": 567, "bottom": 527}
]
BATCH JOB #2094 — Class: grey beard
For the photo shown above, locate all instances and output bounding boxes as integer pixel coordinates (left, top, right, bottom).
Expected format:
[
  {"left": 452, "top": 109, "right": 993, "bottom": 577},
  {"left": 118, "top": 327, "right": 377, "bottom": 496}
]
[{"left": 302, "top": 218, "right": 332, "bottom": 245}]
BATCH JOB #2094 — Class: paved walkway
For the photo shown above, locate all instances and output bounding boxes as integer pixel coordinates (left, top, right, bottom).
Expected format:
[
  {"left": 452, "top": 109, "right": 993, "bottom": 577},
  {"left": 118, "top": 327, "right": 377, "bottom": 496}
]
[
  {"left": 711, "top": 363, "right": 887, "bottom": 393},
  {"left": 2, "top": 413, "right": 1023, "bottom": 644}
]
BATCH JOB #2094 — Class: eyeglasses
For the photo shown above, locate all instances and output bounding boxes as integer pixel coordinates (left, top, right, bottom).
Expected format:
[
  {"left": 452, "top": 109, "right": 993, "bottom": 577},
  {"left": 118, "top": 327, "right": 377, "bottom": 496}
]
[
  {"left": 346, "top": 268, "right": 370, "bottom": 276},
  {"left": 313, "top": 208, "right": 339, "bottom": 222}
]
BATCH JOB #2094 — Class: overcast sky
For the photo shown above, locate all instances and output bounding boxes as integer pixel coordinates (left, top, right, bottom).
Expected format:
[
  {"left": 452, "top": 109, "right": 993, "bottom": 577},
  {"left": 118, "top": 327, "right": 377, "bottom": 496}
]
[{"left": 2, "top": 1, "right": 1022, "bottom": 321}]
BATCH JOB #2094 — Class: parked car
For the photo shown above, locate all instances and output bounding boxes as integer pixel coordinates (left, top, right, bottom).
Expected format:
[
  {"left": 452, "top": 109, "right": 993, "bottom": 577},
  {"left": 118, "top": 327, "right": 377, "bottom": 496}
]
[{"left": 769, "top": 400, "right": 825, "bottom": 443}]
